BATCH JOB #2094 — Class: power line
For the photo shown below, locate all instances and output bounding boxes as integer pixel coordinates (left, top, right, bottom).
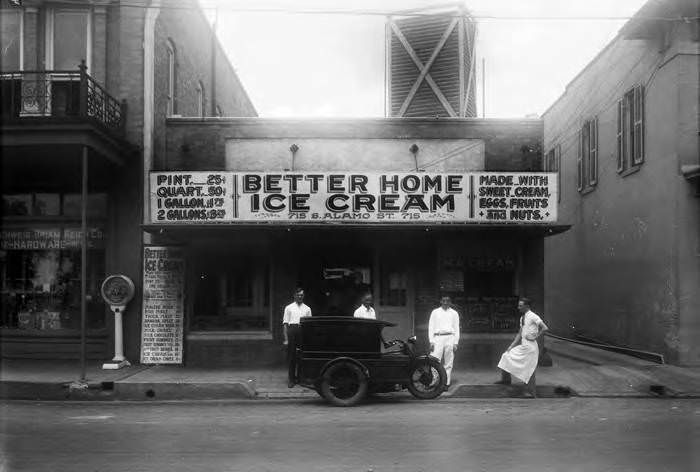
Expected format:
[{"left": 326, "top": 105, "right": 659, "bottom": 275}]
[{"left": 32, "top": 0, "right": 700, "bottom": 22}]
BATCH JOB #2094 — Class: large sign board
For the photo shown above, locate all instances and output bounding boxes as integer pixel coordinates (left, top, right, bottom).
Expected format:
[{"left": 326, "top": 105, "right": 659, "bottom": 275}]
[
  {"left": 150, "top": 172, "right": 557, "bottom": 224},
  {"left": 140, "top": 246, "right": 185, "bottom": 364}
]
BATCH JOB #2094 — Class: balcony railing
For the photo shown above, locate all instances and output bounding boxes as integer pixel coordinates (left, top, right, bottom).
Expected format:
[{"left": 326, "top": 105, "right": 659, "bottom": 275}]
[{"left": 0, "top": 62, "right": 126, "bottom": 136}]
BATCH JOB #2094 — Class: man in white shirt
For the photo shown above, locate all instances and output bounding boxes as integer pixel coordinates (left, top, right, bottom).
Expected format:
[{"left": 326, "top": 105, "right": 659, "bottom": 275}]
[
  {"left": 283, "top": 288, "right": 312, "bottom": 388},
  {"left": 428, "top": 296, "right": 460, "bottom": 389},
  {"left": 495, "top": 297, "right": 548, "bottom": 397},
  {"left": 353, "top": 293, "right": 376, "bottom": 319}
]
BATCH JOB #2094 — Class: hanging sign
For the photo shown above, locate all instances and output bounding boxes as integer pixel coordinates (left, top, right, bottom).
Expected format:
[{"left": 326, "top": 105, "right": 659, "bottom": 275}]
[
  {"left": 150, "top": 171, "right": 557, "bottom": 224},
  {"left": 140, "top": 246, "right": 185, "bottom": 364}
]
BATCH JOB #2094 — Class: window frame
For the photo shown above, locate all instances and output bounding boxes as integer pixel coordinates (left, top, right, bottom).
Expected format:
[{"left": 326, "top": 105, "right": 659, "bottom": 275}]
[
  {"left": 189, "top": 250, "right": 272, "bottom": 336},
  {"left": 196, "top": 80, "right": 204, "bottom": 117},
  {"left": 45, "top": 7, "right": 92, "bottom": 71},
  {"left": 166, "top": 39, "right": 176, "bottom": 116}
]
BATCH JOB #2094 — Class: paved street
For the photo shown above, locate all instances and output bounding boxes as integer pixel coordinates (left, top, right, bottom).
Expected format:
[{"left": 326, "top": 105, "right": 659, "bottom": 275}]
[{"left": 2, "top": 398, "right": 698, "bottom": 472}]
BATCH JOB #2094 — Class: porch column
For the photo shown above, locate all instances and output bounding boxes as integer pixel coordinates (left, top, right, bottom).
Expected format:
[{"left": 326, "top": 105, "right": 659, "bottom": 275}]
[{"left": 80, "top": 146, "right": 88, "bottom": 381}]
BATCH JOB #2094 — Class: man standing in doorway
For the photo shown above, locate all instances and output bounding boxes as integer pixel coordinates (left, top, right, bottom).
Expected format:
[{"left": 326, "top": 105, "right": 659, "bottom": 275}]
[
  {"left": 283, "top": 288, "right": 312, "bottom": 388},
  {"left": 353, "top": 293, "right": 376, "bottom": 319},
  {"left": 428, "top": 295, "right": 460, "bottom": 390},
  {"left": 495, "top": 297, "right": 548, "bottom": 397}
]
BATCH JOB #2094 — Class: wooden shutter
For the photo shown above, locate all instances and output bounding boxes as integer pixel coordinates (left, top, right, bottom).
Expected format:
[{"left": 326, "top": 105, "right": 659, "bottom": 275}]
[
  {"left": 590, "top": 118, "right": 598, "bottom": 186},
  {"left": 577, "top": 130, "right": 583, "bottom": 191},
  {"left": 633, "top": 85, "right": 644, "bottom": 165},
  {"left": 556, "top": 144, "right": 562, "bottom": 202},
  {"left": 616, "top": 99, "right": 624, "bottom": 172}
]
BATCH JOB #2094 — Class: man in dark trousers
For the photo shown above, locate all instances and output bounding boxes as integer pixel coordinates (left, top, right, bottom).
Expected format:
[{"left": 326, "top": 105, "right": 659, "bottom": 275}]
[{"left": 282, "top": 288, "right": 312, "bottom": 388}]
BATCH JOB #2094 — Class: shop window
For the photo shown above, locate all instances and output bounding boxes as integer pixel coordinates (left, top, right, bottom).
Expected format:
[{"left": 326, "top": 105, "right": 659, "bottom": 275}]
[
  {"left": 62, "top": 193, "right": 108, "bottom": 218},
  {"left": 0, "top": 7, "right": 22, "bottom": 71},
  {"left": 617, "top": 85, "right": 645, "bottom": 174},
  {"left": 34, "top": 193, "right": 61, "bottom": 216},
  {"left": 2, "top": 194, "right": 32, "bottom": 216},
  {"left": 577, "top": 117, "right": 598, "bottom": 193},
  {"left": 192, "top": 253, "right": 270, "bottom": 332},
  {"left": 380, "top": 255, "right": 407, "bottom": 307},
  {"left": 439, "top": 252, "right": 517, "bottom": 332},
  {"left": 0, "top": 234, "right": 106, "bottom": 331}
]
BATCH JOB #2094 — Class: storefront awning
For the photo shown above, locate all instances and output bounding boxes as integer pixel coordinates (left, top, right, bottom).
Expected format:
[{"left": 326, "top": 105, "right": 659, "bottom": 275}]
[{"left": 142, "top": 222, "right": 572, "bottom": 238}]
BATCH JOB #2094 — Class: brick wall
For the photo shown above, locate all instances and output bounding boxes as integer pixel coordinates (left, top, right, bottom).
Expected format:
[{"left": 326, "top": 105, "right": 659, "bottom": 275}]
[{"left": 151, "top": 0, "right": 256, "bottom": 169}]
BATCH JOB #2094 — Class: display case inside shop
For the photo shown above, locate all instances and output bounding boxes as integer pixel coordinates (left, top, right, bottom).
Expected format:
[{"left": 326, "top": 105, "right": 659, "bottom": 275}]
[
  {"left": 0, "top": 231, "right": 106, "bottom": 332},
  {"left": 438, "top": 249, "right": 519, "bottom": 332}
]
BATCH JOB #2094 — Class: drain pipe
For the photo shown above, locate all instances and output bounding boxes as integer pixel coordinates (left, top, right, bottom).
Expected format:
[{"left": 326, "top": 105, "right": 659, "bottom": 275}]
[
  {"left": 143, "top": 0, "right": 161, "bottom": 235},
  {"left": 546, "top": 332, "right": 665, "bottom": 364}
]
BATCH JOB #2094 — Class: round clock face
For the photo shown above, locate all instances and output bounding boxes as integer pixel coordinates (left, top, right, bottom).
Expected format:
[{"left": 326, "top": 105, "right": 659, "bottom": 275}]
[{"left": 101, "top": 275, "right": 135, "bottom": 306}]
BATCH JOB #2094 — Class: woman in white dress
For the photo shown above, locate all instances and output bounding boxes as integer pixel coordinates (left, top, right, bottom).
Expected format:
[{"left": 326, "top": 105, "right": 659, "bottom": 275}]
[{"left": 496, "top": 297, "right": 548, "bottom": 397}]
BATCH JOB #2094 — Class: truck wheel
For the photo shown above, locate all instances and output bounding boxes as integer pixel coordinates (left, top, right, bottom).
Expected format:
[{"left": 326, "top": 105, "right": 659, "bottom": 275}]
[
  {"left": 407, "top": 358, "right": 447, "bottom": 399},
  {"left": 320, "top": 361, "right": 368, "bottom": 407}
]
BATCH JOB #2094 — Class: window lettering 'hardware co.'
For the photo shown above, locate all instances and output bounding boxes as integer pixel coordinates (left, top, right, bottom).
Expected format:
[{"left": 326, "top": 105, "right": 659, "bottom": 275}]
[{"left": 150, "top": 172, "right": 558, "bottom": 224}]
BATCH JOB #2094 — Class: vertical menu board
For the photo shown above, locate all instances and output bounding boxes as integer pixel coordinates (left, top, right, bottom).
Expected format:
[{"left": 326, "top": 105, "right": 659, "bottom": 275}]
[{"left": 140, "top": 246, "right": 185, "bottom": 364}]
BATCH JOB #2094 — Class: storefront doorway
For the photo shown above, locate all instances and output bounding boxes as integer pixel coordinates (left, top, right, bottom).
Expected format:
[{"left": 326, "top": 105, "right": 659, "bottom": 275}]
[{"left": 295, "top": 239, "right": 415, "bottom": 342}]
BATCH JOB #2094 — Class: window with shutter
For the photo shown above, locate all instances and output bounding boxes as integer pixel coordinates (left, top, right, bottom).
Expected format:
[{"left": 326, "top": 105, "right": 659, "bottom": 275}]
[
  {"left": 633, "top": 85, "right": 644, "bottom": 165},
  {"left": 617, "top": 85, "right": 645, "bottom": 174},
  {"left": 577, "top": 131, "right": 583, "bottom": 191},
  {"left": 589, "top": 117, "right": 598, "bottom": 186},
  {"left": 578, "top": 118, "right": 597, "bottom": 193},
  {"left": 617, "top": 100, "right": 624, "bottom": 172}
]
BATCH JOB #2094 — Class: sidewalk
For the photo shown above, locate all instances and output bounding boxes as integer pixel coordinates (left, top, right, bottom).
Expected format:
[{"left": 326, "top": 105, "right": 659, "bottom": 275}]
[{"left": 2, "top": 336, "right": 700, "bottom": 401}]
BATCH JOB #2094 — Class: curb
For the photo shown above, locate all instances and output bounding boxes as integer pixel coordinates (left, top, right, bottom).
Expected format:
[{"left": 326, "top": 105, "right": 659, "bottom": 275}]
[
  {"left": 445, "top": 384, "right": 576, "bottom": 399},
  {"left": 0, "top": 380, "right": 256, "bottom": 401}
]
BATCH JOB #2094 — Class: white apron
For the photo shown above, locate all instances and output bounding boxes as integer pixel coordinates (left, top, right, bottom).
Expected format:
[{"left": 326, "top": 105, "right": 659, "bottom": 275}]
[{"left": 497, "top": 311, "right": 542, "bottom": 383}]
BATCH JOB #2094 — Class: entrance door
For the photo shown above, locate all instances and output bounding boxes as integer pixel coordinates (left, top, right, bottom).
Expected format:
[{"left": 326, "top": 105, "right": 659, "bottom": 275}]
[
  {"left": 298, "top": 244, "right": 372, "bottom": 317},
  {"left": 375, "top": 249, "right": 414, "bottom": 342}
]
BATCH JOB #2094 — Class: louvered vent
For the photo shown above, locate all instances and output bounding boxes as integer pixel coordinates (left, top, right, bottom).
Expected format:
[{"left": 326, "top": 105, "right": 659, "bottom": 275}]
[{"left": 386, "top": 8, "right": 477, "bottom": 117}]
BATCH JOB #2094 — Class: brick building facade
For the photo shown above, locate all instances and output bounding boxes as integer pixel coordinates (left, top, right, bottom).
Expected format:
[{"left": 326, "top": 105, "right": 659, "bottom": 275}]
[{"left": 0, "top": 0, "right": 256, "bottom": 361}]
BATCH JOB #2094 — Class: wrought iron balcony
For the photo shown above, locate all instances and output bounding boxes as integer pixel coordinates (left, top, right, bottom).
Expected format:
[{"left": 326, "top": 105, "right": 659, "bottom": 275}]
[{"left": 0, "top": 62, "right": 126, "bottom": 136}]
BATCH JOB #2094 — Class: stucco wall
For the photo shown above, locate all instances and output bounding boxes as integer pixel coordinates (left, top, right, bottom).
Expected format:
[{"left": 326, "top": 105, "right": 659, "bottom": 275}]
[
  {"left": 543, "top": 24, "right": 700, "bottom": 364},
  {"left": 165, "top": 118, "right": 543, "bottom": 172}
]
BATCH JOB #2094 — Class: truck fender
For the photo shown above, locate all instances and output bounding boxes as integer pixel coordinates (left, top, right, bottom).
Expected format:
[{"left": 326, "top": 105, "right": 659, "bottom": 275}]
[{"left": 320, "top": 357, "right": 370, "bottom": 380}]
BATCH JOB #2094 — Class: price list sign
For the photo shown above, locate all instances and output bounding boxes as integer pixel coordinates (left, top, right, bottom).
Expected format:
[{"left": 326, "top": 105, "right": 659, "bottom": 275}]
[
  {"left": 150, "top": 172, "right": 234, "bottom": 223},
  {"left": 140, "top": 246, "right": 185, "bottom": 364}
]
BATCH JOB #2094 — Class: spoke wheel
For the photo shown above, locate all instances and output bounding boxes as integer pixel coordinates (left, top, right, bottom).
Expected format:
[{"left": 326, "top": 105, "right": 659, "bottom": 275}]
[
  {"left": 407, "top": 357, "right": 447, "bottom": 399},
  {"left": 320, "top": 361, "right": 368, "bottom": 407}
]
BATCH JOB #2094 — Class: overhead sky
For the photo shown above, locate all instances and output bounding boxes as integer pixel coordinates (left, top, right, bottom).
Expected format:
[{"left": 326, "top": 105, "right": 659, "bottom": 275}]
[{"left": 200, "top": 0, "right": 649, "bottom": 118}]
